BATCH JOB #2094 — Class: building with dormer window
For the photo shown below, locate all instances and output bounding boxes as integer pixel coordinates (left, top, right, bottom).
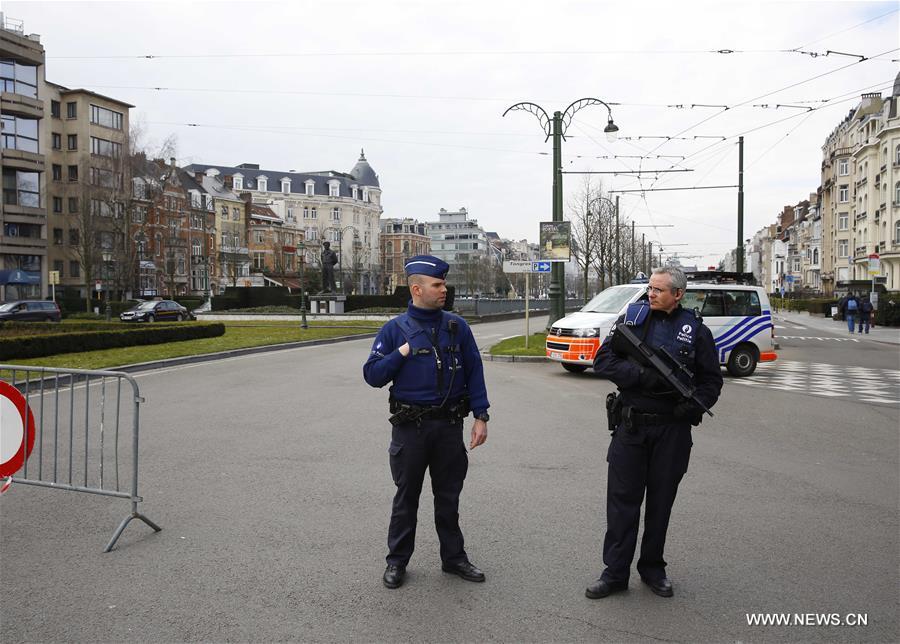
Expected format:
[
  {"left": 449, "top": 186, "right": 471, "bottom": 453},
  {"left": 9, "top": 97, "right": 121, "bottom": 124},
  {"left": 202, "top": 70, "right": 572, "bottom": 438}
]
[{"left": 184, "top": 149, "right": 382, "bottom": 293}]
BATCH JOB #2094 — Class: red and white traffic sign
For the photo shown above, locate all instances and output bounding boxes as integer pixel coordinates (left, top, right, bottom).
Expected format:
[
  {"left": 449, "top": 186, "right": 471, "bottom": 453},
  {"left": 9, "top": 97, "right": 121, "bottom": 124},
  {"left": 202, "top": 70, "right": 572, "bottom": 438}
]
[{"left": 0, "top": 380, "right": 35, "bottom": 478}]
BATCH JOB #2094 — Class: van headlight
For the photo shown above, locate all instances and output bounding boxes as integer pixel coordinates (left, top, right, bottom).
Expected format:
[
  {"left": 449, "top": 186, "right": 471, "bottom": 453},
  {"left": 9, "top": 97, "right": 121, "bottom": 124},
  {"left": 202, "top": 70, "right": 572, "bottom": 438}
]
[{"left": 574, "top": 327, "right": 603, "bottom": 337}]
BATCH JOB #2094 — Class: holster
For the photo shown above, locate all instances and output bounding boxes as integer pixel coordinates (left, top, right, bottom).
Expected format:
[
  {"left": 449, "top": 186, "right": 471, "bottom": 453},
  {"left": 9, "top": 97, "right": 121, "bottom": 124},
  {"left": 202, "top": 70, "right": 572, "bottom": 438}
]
[{"left": 605, "top": 393, "right": 622, "bottom": 433}]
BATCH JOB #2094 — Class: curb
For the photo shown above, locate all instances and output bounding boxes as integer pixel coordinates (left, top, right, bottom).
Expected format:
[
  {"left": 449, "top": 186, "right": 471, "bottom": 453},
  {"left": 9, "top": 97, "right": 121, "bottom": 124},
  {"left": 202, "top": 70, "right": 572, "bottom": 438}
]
[
  {"left": 109, "top": 332, "right": 378, "bottom": 375},
  {"left": 480, "top": 351, "right": 548, "bottom": 363}
]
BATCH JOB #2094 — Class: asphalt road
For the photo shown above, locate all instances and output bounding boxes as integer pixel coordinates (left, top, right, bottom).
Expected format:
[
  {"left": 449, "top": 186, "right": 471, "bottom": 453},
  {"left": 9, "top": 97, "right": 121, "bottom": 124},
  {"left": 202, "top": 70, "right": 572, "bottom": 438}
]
[{"left": 2, "top": 315, "right": 898, "bottom": 642}]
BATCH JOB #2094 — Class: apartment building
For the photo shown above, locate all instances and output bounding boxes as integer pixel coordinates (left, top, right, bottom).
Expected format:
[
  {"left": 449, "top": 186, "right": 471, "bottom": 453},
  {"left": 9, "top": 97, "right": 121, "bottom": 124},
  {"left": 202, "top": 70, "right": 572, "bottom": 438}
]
[
  {"left": 379, "top": 217, "right": 430, "bottom": 293},
  {"left": 44, "top": 82, "right": 132, "bottom": 297},
  {"left": 0, "top": 15, "right": 46, "bottom": 300},
  {"left": 185, "top": 149, "right": 383, "bottom": 294}
]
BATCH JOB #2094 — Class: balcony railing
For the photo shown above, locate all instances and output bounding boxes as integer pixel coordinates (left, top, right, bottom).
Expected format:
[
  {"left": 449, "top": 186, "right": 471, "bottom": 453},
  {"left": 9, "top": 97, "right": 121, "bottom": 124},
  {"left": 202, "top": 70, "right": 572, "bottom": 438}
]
[{"left": 856, "top": 212, "right": 867, "bottom": 220}]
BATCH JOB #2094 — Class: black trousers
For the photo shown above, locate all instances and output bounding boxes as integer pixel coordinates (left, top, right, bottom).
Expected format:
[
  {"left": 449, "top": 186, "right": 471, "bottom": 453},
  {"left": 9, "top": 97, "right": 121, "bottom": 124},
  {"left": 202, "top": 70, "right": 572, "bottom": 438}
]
[
  {"left": 386, "top": 417, "right": 468, "bottom": 567},
  {"left": 601, "top": 421, "right": 692, "bottom": 583}
]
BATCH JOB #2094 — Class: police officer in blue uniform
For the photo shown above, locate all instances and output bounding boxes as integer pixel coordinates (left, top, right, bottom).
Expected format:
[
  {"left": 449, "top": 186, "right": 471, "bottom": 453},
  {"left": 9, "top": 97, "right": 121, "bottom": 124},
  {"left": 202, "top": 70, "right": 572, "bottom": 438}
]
[
  {"left": 363, "top": 255, "right": 490, "bottom": 589},
  {"left": 586, "top": 266, "right": 722, "bottom": 599}
]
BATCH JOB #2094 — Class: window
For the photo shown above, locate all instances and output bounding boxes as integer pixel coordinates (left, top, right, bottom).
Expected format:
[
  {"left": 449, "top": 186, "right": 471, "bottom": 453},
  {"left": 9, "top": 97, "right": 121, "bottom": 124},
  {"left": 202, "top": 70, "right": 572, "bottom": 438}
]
[
  {"left": 51, "top": 132, "right": 61, "bottom": 150},
  {"left": 53, "top": 260, "right": 64, "bottom": 277},
  {"left": 306, "top": 227, "right": 318, "bottom": 241},
  {"left": 838, "top": 239, "right": 848, "bottom": 257},
  {"left": 838, "top": 214, "right": 848, "bottom": 231},
  {"left": 89, "top": 104, "right": 123, "bottom": 130},
  {"left": 896, "top": 182, "right": 900, "bottom": 205},
  {"left": 254, "top": 230, "right": 265, "bottom": 243},
  {"left": 305, "top": 181, "right": 314, "bottom": 196},
  {"left": 66, "top": 102, "right": 77, "bottom": 118},
  {"left": 253, "top": 252, "right": 266, "bottom": 270},
  {"left": 134, "top": 206, "right": 146, "bottom": 223},
  {"left": 67, "top": 134, "right": 77, "bottom": 150},
  {"left": 281, "top": 179, "right": 290, "bottom": 194},
  {"left": 90, "top": 136, "right": 121, "bottom": 158},
  {"left": 896, "top": 221, "right": 900, "bottom": 243},
  {"left": 0, "top": 60, "right": 38, "bottom": 98},
  {"left": 69, "top": 228, "right": 79, "bottom": 245},
  {"left": 352, "top": 185, "right": 359, "bottom": 199},
  {"left": 386, "top": 241, "right": 393, "bottom": 254},
  {"left": 0, "top": 115, "right": 39, "bottom": 152},
  {"left": 723, "top": 290, "right": 761, "bottom": 316},
  {"left": 51, "top": 100, "right": 61, "bottom": 118},
  {"left": 155, "top": 233, "right": 162, "bottom": 256},
  {"left": 90, "top": 167, "right": 120, "bottom": 188},
  {"left": 53, "top": 228, "right": 63, "bottom": 245},
  {"left": 221, "top": 204, "right": 228, "bottom": 218},
  {"left": 896, "top": 144, "right": 900, "bottom": 166},
  {"left": 232, "top": 207, "right": 240, "bottom": 220},
  {"left": 838, "top": 185, "right": 848, "bottom": 202},
  {"left": 68, "top": 165, "right": 78, "bottom": 182},
  {"left": 286, "top": 208, "right": 294, "bottom": 222},
  {"left": 813, "top": 249, "right": 819, "bottom": 264},
  {"left": 257, "top": 177, "right": 268, "bottom": 192},
  {"left": 52, "top": 164, "right": 62, "bottom": 181},
  {"left": 329, "top": 182, "right": 339, "bottom": 197},
  {"left": 69, "top": 261, "right": 80, "bottom": 278},
  {"left": 52, "top": 196, "right": 62, "bottom": 213},
  {"left": 303, "top": 207, "right": 309, "bottom": 219},
  {"left": 68, "top": 197, "right": 78, "bottom": 213},
  {"left": 330, "top": 229, "right": 340, "bottom": 243},
  {"left": 192, "top": 240, "right": 202, "bottom": 257},
  {"left": 310, "top": 208, "right": 317, "bottom": 219},
  {"left": 233, "top": 175, "right": 243, "bottom": 190},
  {"left": 838, "top": 158, "right": 849, "bottom": 176},
  {"left": 2, "top": 169, "right": 40, "bottom": 207},
  {"left": 331, "top": 207, "right": 340, "bottom": 221}
]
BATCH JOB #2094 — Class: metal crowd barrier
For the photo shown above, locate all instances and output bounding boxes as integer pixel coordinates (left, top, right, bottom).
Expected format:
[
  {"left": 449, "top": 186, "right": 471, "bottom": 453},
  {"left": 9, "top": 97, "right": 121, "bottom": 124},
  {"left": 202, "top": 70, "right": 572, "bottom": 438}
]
[{"left": 0, "top": 364, "right": 161, "bottom": 552}]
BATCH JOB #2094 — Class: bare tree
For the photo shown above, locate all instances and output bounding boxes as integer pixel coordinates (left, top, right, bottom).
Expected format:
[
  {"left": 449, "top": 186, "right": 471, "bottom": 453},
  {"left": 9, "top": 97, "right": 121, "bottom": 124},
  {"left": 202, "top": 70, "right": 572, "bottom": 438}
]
[{"left": 568, "top": 178, "right": 616, "bottom": 300}]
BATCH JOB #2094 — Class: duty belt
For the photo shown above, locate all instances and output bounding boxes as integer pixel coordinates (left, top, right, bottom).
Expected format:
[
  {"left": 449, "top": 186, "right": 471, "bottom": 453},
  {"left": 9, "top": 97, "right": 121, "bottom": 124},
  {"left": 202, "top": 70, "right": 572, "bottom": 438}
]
[
  {"left": 388, "top": 397, "right": 470, "bottom": 426},
  {"left": 630, "top": 411, "right": 678, "bottom": 426}
]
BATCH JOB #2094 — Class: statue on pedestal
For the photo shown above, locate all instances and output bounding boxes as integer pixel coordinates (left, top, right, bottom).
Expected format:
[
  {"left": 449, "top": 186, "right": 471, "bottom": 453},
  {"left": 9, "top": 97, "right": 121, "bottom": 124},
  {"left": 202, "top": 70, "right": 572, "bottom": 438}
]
[{"left": 320, "top": 241, "right": 338, "bottom": 293}]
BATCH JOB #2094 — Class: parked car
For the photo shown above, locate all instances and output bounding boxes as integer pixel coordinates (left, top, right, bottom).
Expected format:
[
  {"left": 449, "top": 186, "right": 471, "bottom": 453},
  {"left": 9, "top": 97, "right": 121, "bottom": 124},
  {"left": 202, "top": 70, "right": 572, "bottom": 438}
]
[
  {"left": 0, "top": 300, "right": 62, "bottom": 323},
  {"left": 120, "top": 300, "right": 190, "bottom": 323}
]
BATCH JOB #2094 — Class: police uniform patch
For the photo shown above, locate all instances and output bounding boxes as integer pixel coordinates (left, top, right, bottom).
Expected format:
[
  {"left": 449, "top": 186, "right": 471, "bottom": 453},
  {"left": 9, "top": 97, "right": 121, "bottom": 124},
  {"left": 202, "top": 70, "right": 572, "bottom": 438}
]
[{"left": 676, "top": 324, "right": 693, "bottom": 343}]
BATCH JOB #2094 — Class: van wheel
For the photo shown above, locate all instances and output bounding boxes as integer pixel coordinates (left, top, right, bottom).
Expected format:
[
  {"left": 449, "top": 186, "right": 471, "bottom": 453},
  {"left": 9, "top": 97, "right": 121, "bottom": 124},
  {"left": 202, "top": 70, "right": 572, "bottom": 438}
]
[
  {"left": 147, "top": 314, "right": 155, "bottom": 323},
  {"left": 562, "top": 364, "right": 588, "bottom": 373},
  {"left": 727, "top": 345, "right": 757, "bottom": 377}
]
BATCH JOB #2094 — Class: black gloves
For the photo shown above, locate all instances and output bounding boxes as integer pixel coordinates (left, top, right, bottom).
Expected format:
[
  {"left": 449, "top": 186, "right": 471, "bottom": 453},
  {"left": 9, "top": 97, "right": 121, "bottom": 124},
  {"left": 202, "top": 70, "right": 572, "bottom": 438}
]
[
  {"left": 639, "top": 368, "right": 665, "bottom": 391},
  {"left": 674, "top": 400, "right": 704, "bottom": 425}
]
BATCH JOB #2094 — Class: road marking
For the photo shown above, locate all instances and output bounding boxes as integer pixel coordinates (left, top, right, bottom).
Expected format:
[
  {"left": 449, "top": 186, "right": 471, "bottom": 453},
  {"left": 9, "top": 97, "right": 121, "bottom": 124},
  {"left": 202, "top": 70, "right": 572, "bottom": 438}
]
[{"left": 778, "top": 336, "right": 860, "bottom": 342}]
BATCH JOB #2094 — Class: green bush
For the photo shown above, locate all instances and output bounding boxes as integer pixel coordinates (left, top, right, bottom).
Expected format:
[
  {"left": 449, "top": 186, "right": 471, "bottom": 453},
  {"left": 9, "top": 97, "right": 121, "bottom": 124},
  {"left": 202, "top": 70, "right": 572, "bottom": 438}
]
[
  {"left": 0, "top": 323, "right": 226, "bottom": 360},
  {"left": 175, "top": 297, "right": 204, "bottom": 310},
  {"left": 874, "top": 292, "right": 900, "bottom": 326}
]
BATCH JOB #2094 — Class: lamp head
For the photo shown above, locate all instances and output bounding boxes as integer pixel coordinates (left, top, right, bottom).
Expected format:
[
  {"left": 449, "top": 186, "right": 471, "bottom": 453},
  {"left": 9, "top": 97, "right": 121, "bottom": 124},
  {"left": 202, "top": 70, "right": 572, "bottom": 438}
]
[{"left": 604, "top": 119, "right": 619, "bottom": 143}]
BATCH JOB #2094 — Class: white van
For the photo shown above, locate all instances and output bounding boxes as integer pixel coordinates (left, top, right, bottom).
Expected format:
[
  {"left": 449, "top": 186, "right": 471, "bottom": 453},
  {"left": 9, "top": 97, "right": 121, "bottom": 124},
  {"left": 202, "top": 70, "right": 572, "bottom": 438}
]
[{"left": 545, "top": 282, "right": 777, "bottom": 377}]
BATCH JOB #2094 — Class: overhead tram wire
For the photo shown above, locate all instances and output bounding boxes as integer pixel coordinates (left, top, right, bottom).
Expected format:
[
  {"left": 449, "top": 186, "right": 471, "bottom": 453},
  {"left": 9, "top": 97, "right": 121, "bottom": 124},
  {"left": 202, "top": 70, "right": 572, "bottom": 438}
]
[
  {"left": 790, "top": 7, "right": 899, "bottom": 51},
  {"left": 144, "top": 121, "right": 551, "bottom": 156}
]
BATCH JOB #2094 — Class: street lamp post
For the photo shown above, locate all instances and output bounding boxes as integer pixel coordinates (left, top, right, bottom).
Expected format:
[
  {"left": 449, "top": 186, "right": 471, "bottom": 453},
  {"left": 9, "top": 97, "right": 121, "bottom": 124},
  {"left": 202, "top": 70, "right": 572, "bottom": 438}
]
[
  {"left": 102, "top": 250, "right": 112, "bottom": 321},
  {"left": 298, "top": 241, "right": 308, "bottom": 329},
  {"left": 504, "top": 97, "right": 619, "bottom": 326},
  {"left": 328, "top": 225, "right": 358, "bottom": 294}
]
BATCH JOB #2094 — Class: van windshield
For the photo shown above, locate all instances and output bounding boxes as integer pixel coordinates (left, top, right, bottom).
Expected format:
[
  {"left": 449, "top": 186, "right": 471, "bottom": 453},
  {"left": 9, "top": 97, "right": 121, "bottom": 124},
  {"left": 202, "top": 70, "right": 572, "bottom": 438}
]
[{"left": 581, "top": 287, "right": 644, "bottom": 313}]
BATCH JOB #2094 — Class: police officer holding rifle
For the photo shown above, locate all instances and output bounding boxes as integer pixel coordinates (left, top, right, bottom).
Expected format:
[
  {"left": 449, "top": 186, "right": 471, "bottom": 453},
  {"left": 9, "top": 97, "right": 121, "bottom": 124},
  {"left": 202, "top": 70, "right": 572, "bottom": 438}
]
[
  {"left": 364, "top": 255, "right": 490, "bottom": 589},
  {"left": 586, "top": 266, "right": 722, "bottom": 599}
]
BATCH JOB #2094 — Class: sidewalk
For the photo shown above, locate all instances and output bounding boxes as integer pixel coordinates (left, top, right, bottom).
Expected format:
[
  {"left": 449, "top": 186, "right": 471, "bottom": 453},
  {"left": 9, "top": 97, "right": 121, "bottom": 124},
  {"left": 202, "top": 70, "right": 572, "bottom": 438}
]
[{"left": 774, "top": 309, "right": 900, "bottom": 346}]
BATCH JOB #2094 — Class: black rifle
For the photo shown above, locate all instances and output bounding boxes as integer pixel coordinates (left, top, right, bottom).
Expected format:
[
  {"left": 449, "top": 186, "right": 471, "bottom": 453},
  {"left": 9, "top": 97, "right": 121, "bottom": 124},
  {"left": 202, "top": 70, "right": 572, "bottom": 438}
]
[{"left": 613, "top": 322, "right": 714, "bottom": 418}]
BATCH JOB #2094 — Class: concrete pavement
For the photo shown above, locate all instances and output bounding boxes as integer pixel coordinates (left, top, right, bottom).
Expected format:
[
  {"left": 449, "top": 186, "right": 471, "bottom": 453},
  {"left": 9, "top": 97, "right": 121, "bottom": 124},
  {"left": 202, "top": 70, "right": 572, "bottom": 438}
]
[
  {"left": 775, "top": 309, "right": 900, "bottom": 346},
  {"left": 1, "top": 316, "right": 897, "bottom": 642}
]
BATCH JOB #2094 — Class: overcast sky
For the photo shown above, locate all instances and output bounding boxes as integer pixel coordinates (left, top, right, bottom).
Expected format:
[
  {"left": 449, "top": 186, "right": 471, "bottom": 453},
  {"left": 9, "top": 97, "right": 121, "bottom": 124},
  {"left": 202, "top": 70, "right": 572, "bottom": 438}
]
[{"left": 9, "top": 0, "right": 898, "bottom": 267}]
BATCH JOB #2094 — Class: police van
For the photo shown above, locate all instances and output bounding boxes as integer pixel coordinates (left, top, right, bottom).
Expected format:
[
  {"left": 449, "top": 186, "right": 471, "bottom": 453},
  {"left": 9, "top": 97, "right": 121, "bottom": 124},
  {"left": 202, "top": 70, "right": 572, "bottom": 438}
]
[{"left": 545, "top": 275, "right": 777, "bottom": 377}]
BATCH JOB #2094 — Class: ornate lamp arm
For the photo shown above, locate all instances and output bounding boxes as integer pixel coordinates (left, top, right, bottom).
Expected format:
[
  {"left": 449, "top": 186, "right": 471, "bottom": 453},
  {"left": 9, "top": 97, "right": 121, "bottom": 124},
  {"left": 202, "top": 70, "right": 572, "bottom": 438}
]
[
  {"left": 561, "top": 97, "right": 617, "bottom": 140},
  {"left": 502, "top": 102, "right": 552, "bottom": 141}
]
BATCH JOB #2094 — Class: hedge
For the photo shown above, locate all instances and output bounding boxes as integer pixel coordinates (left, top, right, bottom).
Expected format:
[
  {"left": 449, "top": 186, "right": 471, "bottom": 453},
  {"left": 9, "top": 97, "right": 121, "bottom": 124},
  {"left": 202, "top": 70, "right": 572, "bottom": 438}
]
[{"left": 0, "top": 323, "right": 226, "bottom": 360}]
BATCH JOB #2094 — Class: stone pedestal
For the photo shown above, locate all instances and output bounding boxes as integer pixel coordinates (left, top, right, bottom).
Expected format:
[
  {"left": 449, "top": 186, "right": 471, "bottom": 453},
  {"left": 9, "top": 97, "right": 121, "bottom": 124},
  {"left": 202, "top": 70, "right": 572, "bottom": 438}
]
[{"left": 308, "top": 295, "right": 346, "bottom": 314}]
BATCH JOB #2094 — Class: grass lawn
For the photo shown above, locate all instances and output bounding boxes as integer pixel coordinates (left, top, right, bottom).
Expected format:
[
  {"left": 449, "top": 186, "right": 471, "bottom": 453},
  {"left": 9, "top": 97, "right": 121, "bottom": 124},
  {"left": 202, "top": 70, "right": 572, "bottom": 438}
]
[
  {"left": 489, "top": 333, "right": 547, "bottom": 356},
  {"left": 0, "top": 320, "right": 383, "bottom": 371}
]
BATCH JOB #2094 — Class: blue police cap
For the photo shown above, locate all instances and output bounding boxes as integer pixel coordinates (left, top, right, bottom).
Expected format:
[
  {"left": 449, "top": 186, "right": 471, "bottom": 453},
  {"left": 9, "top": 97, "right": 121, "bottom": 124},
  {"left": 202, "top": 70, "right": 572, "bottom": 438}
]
[{"left": 404, "top": 255, "right": 449, "bottom": 279}]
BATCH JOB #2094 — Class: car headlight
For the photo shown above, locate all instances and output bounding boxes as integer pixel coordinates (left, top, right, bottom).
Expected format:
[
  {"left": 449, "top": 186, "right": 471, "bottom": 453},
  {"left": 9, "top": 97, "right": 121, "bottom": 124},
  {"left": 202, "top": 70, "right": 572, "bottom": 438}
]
[{"left": 574, "top": 327, "right": 603, "bottom": 337}]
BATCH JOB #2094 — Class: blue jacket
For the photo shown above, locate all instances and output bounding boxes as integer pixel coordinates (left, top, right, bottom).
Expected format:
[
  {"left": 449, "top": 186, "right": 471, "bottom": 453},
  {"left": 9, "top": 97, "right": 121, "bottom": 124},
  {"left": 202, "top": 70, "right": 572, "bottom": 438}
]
[
  {"left": 594, "top": 303, "right": 723, "bottom": 414},
  {"left": 363, "top": 303, "right": 490, "bottom": 416}
]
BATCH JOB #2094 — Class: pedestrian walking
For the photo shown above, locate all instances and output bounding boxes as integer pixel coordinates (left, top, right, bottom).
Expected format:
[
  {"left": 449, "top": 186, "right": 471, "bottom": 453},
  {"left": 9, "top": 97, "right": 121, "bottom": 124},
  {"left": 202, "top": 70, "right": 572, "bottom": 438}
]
[
  {"left": 842, "top": 292, "right": 860, "bottom": 333},
  {"left": 363, "top": 255, "right": 490, "bottom": 589},
  {"left": 858, "top": 294, "right": 874, "bottom": 334},
  {"left": 586, "top": 266, "right": 723, "bottom": 600}
]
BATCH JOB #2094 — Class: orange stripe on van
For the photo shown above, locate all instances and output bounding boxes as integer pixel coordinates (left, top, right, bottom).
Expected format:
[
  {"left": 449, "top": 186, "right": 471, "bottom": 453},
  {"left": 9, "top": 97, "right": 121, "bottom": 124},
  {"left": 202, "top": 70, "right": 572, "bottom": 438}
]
[{"left": 545, "top": 335, "right": 602, "bottom": 362}]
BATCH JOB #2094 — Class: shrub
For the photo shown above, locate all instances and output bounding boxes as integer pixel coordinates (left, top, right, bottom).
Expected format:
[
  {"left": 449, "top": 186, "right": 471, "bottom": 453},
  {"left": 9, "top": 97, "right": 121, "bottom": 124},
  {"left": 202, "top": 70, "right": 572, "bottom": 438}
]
[{"left": 0, "top": 323, "right": 226, "bottom": 360}]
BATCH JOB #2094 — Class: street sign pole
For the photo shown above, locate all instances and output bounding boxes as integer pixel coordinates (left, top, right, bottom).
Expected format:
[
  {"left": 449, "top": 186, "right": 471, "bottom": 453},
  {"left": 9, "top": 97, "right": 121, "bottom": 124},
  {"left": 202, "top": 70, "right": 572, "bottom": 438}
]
[{"left": 525, "top": 272, "right": 530, "bottom": 348}]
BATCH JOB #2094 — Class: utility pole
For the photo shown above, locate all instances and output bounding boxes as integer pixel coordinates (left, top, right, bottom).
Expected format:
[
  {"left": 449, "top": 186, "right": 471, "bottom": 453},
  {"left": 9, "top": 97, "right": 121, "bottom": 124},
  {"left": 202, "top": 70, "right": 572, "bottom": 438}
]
[
  {"left": 641, "top": 233, "right": 646, "bottom": 274},
  {"left": 631, "top": 220, "right": 635, "bottom": 279},
  {"left": 737, "top": 136, "right": 744, "bottom": 273},
  {"left": 615, "top": 196, "right": 620, "bottom": 285},
  {"left": 504, "top": 97, "right": 619, "bottom": 326}
]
